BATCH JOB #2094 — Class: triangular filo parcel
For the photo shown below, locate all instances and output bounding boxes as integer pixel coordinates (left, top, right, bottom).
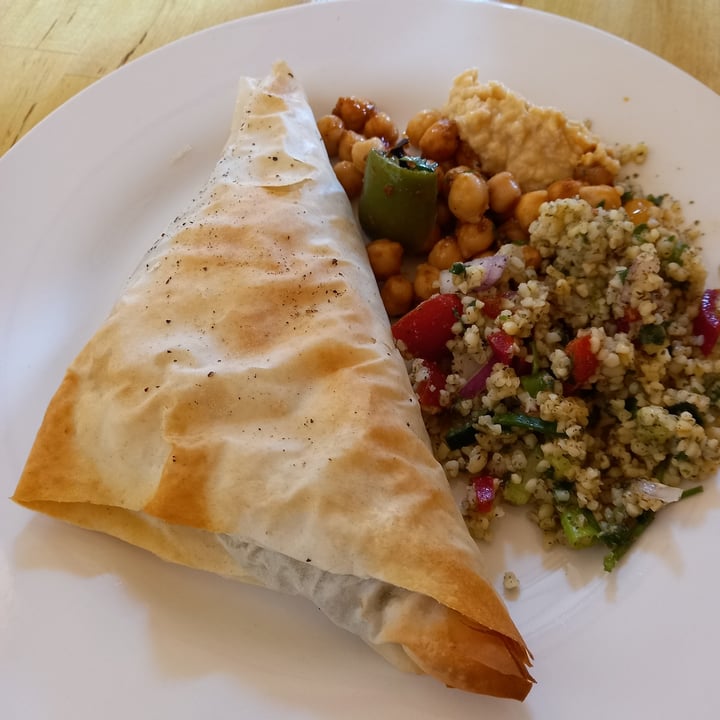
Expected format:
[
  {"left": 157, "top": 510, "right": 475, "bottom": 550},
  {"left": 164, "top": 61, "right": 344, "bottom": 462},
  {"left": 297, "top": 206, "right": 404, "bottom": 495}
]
[{"left": 13, "top": 62, "right": 533, "bottom": 699}]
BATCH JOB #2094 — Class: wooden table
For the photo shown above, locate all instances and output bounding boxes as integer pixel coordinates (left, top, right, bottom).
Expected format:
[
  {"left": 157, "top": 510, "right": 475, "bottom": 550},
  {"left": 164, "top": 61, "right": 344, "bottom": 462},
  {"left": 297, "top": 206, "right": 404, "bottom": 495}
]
[{"left": 1, "top": 0, "right": 718, "bottom": 158}]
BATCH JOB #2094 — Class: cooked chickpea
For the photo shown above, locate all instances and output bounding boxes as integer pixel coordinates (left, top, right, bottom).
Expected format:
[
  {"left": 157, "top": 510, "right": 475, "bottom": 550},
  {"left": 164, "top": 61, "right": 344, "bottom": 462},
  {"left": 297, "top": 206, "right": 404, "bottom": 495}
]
[
  {"left": 381, "top": 275, "right": 414, "bottom": 317},
  {"left": 454, "top": 141, "right": 482, "bottom": 171},
  {"left": 421, "top": 222, "right": 443, "bottom": 255},
  {"left": 406, "top": 109, "right": 443, "bottom": 147},
  {"left": 419, "top": 119, "right": 459, "bottom": 162},
  {"left": 316, "top": 114, "right": 345, "bottom": 157},
  {"left": 366, "top": 238, "right": 404, "bottom": 279},
  {"left": 456, "top": 218, "right": 495, "bottom": 259},
  {"left": 546, "top": 177, "right": 584, "bottom": 200},
  {"left": 440, "top": 165, "right": 472, "bottom": 197},
  {"left": 435, "top": 199, "right": 453, "bottom": 229},
  {"left": 337, "top": 129, "right": 364, "bottom": 163},
  {"left": 574, "top": 163, "right": 615, "bottom": 186},
  {"left": 579, "top": 184, "right": 622, "bottom": 210},
  {"left": 333, "top": 160, "right": 364, "bottom": 199},
  {"left": 363, "top": 111, "right": 399, "bottom": 145},
  {"left": 351, "top": 136, "right": 385, "bottom": 173},
  {"left": 428, "top": 237, "right": 463, "bottom": 270},
  {"left": 496, "top": 217, "right": 528, "bottom": 244},
  {"left": 447, "top": 171, "right": 489, "bottom": 223},
  {"left": 332, "top": 96, "right": 376, "bottom": 133},
  {"left": 413, "top": 263, "right": 441, "bottom": 301},
  {"left": 514, "top": 190, "right": 549, "bottom": 232},
  {"left": 623, "top": 197, "right": 654, "bottom": 225},
  {"left": 487, "top": 171, "right": 521, "bottom": 214},
  {"left": 521, "top": 244, "right": 542, "bottom": 269}
]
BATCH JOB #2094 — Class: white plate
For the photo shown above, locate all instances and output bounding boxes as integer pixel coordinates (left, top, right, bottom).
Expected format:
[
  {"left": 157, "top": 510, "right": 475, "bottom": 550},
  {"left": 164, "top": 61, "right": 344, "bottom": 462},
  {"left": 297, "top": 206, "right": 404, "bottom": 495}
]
[{"left": 2, "top": 0, "right": 720, "bottom": 717}]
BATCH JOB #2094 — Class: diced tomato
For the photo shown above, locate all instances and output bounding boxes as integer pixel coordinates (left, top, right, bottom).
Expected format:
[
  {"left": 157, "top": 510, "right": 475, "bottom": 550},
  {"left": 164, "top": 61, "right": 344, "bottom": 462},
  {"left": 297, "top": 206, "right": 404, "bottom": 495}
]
[
  {"left": 511, "top": 355, "right": 532, "bottom": 377},
  {"left": 391, "top": 293, "right": 463, "bottom": 360},
  {"left": 478, "top": 291, "right": 514, "bottom": 320},
  {"left": 625, "top": 307, "right": 641, "bottom": 323},
  {"left": 472, "top": 475, "right": 496, "bottom": 513},
  {"left": 616, "top": 306, "right": 640, "bottom": 334},
  {"left": 565, "top": 334, "right": 599, "bottom": 384},
  {"left": 693, "top": 289, "right": 720, "bottom": 355},
  {"left": 414, "top": 359, "right": 447, "bottom": 412},
  {"left": 479, "top": 295, "right": 503, "bottom": 319},
  {"left": 487, "top": 330, "right": 515, "bottom": 364}
]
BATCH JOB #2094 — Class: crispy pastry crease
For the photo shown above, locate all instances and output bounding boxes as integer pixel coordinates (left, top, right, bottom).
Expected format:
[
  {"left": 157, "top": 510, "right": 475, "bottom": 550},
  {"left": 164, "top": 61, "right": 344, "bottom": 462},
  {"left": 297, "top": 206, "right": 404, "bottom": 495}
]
[{"left": 13, "top": 62, "right": 533, "bottom": 699}]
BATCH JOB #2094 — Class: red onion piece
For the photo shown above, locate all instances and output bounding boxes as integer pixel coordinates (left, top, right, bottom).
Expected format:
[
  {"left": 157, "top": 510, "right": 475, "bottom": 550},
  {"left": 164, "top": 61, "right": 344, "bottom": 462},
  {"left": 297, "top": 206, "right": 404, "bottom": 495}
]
[
  {"left": 438, "top": 254, "right": 508, "bottom": 294},
  {"left": 467, "top": 254, "right": 508, "bottom": 290},
  {"left": 458, "top": 356, "right": 497, "bottom": 398}
]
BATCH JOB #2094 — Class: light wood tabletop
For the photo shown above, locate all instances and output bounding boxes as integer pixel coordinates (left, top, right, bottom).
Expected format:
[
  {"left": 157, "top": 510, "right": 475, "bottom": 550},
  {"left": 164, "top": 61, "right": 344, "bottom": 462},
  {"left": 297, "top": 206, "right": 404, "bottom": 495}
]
[{"left": 1, "top": 0, "right": 718, "bottom": 158}]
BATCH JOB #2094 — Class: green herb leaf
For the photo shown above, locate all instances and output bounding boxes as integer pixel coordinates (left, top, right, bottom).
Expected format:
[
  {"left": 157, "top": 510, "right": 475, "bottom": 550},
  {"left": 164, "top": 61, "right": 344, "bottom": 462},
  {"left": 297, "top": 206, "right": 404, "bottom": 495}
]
[
  {"left": 638, "top": 323, "right": 666, "bottom": 346},
  {"left": 493, "top": 412, "right": 562, "bottom": 436},
  {"left": 680, "top": 485, "right": 704, "bottom": 499},
  {"left": 648, "top": 193, "right": 666, "bottom": 207}
]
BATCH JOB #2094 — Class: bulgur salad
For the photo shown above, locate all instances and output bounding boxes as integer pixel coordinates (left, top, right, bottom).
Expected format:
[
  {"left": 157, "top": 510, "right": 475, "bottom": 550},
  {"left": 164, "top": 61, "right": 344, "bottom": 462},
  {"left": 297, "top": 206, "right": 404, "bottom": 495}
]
[{"left": 317, "top": 72, "right": 720, "bottom": 571}]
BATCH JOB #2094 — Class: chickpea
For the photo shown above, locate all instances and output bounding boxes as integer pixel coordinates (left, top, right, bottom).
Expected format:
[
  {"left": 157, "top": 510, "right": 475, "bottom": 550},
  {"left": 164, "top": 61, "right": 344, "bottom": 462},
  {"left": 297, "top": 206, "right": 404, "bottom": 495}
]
[
  {"left": 496, "top": 217, "right": 528, "bottom": 244},
  {"left": 440, "top": 164, "right": 472, "bottom": 197},
  {"left": 337, "top": 129, "right": 364, "bottom": 163},
  {"left": 454, "top": 141, "right": 482, "bottom": 171},
  {"left": 406, "top": 109, "right": 443, "bottom": 147},
  {"left": 521, "top": 244, "right": 542, "bottom": 269},
  {"left": 623, "top": 197, "right": 654, "bottom": 225},
  {"left": 421, "top": 222, "right": 443, "bottom": 255},
  {"left": 435, "top": 199, "right": 453, "bottom": 229},
  {"left": 514, "top": 190, "right": 549, "bottom": 232},
  {"left": 447, "top": 171, "right": 489, "bottom": 223},
  {"left": 332, "top": 96, "right": 376, "bottom": 133},
  {"left": 381, "top": 275, "right": 414, "bottom": 317},
  {"left": 428, "top": 237, "right": 463, "bottom": 270},
  {"left": 434, "top": 163, "right": 446, "bottom": 189},
  {"left": 333, "top": 160, "right": 363, "bottom": 199},
  {"left": 487, "top": 171, "right": 522, "bottom": 214},
  {"left": 578, "top": 184, "right": 622, "bottom": 210},
  {"left": 574, "top": 163, "right": 615, "bottom": 186},
  {"left": 363, "top": 111, "right": 399, "bottom": 145},
  {"left": 546, "top": 177, "right": 584, "bottom": 200},
  {"left": 351, "top": 136, "right": 385, "bottom": 173},
  {"left": 419, "top": 119, "right": 459, "bottom": 162},
  {"left": 413, "top": 263, "right": 441, "bottom": 301},
  {"left": 456, "top": 218, "right": 495, "bottom": 259},
  {"left": 366, "top": 238, "right": 404, "bottom": 279},
  {"left": 317, "top": 114, "right": 345, "bottom": 157}
]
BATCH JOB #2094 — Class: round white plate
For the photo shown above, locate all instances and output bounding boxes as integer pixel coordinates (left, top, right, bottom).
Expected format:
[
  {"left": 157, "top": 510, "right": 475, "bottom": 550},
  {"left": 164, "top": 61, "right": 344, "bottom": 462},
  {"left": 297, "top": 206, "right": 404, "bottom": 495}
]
[{"left": 2, "top": 1, "right": 719, "bottom": 718}]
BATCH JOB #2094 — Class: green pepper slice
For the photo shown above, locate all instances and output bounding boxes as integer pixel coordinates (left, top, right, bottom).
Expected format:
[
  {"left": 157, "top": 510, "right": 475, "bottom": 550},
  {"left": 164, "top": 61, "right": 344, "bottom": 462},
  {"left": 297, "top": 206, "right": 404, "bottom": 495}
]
[
  {"left": 358, "top": 148, "right": 438, "bottom": 253},
  {"left": 560, "top": 506, "right": 600, "bottom": 549}
]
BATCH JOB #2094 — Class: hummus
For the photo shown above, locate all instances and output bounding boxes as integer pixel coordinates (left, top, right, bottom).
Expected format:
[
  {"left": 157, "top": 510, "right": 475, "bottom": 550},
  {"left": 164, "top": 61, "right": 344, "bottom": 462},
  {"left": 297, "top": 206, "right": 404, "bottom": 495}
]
[{"left": 444, "top": 69, "right": 620, "bottom": 192}]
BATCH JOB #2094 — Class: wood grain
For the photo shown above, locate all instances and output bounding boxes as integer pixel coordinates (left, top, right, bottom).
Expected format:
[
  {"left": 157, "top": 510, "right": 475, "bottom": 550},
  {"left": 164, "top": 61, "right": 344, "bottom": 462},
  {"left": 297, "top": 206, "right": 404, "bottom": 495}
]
[
  {"left": 0, "top": 0, "right": 306, "bottom": 154},
  {"left": 1, "top": 0, "right": 718, "bottom": 157},
  {"left": 523, "top": 0, "right": 720, "bottom": 94}
]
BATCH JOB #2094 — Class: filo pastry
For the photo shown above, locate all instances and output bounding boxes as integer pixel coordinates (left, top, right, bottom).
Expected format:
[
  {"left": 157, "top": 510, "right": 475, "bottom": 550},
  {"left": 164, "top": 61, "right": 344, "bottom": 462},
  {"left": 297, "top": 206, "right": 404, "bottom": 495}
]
[{"left": 12, "top": 61, "right": 533, "bottom": 700}]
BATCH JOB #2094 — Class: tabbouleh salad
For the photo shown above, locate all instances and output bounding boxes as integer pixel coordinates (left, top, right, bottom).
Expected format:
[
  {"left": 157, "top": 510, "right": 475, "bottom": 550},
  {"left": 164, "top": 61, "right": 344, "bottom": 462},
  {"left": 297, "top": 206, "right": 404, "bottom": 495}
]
[{"left": 318, "top": 72, "right": 720, "bottom": 571}]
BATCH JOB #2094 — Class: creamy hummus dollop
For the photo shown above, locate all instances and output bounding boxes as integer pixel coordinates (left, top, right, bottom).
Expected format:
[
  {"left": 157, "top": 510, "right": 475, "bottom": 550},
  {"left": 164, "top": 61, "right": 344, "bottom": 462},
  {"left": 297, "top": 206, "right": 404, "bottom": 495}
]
[{"left": 444, "top": 68, "right": 620, "bottom": 191}]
